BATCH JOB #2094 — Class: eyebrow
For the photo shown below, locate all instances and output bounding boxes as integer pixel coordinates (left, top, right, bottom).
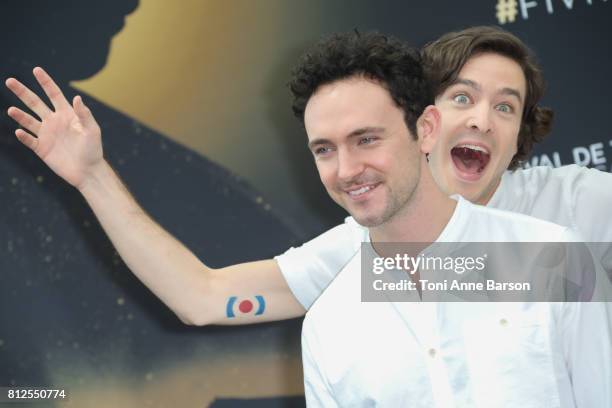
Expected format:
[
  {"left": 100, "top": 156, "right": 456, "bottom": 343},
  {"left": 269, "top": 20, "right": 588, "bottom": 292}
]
[
  {"left": 452, "top": 78, "right": 523, "bottom": 103},
  {"left": 307, "top": 126, "right": 385, "bottom": 150}
]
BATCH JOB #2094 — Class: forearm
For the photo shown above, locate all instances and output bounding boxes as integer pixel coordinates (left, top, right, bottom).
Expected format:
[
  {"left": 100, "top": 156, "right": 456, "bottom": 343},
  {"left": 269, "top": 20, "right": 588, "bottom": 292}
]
[
  {"left": 77, "top": 160, "right": 306, "bottom": 326},
  {"left": 5, "top": 68, "right": 306, "bottom": 325},
  {"left": 78, "top": 160, "right": 212, "bottom": 324}
]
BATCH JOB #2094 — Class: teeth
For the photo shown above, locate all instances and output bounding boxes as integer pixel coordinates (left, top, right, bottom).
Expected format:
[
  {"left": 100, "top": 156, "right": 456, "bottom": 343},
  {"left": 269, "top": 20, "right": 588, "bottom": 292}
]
[
  {"left": 348, "top": 185, "right": 373, "bottom": 196},
  {"left": 456, "top": 144, "right": 489, "bottom": 154}
]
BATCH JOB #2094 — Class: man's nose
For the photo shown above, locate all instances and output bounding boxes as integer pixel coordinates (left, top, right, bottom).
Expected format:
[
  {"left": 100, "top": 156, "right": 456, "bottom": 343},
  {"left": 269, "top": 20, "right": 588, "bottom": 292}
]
[
  {"left": 336, "top": 149, "right": 364, "bottom": 182},
  {"left": 466, "top": 103, "right": 493, "bottom": 134}
]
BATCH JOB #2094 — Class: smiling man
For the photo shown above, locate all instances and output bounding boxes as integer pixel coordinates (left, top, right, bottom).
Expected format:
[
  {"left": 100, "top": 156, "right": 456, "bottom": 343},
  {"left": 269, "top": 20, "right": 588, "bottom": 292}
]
[
  {"left": 278, "top": 26, "right": 611, "bottom": 310},
  {"left": 290, "top": 31, "right": 610, "bottom": 407}
]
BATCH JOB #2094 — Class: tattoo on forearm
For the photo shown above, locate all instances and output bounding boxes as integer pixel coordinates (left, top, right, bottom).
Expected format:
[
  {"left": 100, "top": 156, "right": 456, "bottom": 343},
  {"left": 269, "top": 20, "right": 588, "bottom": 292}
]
[{"left": 226, "top": 295, "right": 266, "bottom": 318}]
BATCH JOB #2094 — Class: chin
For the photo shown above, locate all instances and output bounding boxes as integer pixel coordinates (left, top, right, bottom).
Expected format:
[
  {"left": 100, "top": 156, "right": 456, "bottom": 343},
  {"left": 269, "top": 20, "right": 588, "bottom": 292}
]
[
  {"left": 350, "top": 212, "right": 384, "bottom": 228},
  {"left": 459, "top": 180, "right": 496, "bottom": 204},
  {"left": 448, "top": 180, "right": 478, "bottom": 198}
]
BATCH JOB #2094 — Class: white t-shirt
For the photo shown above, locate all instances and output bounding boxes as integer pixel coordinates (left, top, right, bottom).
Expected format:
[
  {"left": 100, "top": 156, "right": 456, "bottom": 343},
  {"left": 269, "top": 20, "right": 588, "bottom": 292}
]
[
  {"left": 276, "top": 165, "right": 612, "bottom": 309},
  {"left": 302, "top": 197, "right": 612, "bottom": 407}
]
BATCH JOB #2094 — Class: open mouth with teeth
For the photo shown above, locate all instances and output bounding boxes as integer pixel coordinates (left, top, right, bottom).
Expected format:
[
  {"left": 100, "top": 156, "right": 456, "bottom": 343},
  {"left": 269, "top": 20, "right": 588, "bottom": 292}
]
[{"left": 451, "top": 144, "right": 491, "bottom": 180}]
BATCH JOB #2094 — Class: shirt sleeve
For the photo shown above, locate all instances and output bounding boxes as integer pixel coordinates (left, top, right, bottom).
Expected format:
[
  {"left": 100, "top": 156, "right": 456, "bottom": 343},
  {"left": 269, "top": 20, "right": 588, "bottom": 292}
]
[
  {"left": 558, "top": 301, "right": 612, "bottom": 407},
  {"left": 301, "top": 316, "right": 339, "bottom": 408},
  {"left": 274, "top": 218, "right": 365, "bottom": 309}
]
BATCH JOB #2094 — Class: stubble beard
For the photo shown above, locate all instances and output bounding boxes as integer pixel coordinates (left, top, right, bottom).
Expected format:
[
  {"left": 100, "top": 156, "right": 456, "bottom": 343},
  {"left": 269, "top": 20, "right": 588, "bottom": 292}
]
[{"left": 352, "top": 172, "right": 420, "bottom": 229}]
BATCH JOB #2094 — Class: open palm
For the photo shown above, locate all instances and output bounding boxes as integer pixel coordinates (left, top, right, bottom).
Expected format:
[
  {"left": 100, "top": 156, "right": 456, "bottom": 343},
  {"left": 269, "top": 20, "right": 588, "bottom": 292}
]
[{"left": 6, "top": 67, "right": 103, "bottom": 189}]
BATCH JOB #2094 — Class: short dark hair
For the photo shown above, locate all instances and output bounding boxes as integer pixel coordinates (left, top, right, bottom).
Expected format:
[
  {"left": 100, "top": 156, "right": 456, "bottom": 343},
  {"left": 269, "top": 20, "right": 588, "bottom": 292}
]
[
  {"left": 422, "top": 26, "right": 553, "bottom": 169},
  {"left": 289, "top": 31, "right": 432, "bottom": 138}
]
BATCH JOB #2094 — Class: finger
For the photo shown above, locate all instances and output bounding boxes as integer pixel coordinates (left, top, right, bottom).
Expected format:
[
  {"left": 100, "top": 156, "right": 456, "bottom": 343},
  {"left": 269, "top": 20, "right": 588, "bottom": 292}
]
[
  {"left": 73, "top": 95, "right": 98, "bottom": 129},
  {"left": 5, "top": 77, "right": 53, "bottom": 119},
  {"left": 15, "top": 129, "right": 39, "bottom": 152},
  {"left": 7, "top": 106, "right": 42, "bottom": 135},
  {"left": 32, "top": 67, "right": 70, "bottom": 111}
]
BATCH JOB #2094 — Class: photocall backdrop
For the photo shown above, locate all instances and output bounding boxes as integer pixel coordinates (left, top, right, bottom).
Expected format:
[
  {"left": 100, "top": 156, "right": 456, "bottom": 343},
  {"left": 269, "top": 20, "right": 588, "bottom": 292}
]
[{"left": 0, "top": 0, "right": 609, "bottom": 407}]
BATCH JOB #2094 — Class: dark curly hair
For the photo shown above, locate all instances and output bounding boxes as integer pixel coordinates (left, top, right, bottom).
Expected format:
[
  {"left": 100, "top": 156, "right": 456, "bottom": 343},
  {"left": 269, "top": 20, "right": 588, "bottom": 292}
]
[
  {"left": 289, "top": 31, "right": 432, "bottom": 138},
  {"left": 422, "top": 26, "right": 553, "bottom": 169}
]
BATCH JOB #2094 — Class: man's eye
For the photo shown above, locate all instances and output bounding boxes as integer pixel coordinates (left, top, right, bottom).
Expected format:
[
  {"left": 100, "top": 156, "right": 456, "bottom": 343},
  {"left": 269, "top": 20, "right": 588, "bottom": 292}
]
[
  {"left": 496, "top": 103, "right": 514, "bottom": 113},
  {"left": 314, "top": 146, "right": 331, "bottom": 156},
  {"left": 453, "top": 93, "right": 471, "bottom": 104},
  {"left": 358, "top": 136, "right": 376, "bottom": 145}
]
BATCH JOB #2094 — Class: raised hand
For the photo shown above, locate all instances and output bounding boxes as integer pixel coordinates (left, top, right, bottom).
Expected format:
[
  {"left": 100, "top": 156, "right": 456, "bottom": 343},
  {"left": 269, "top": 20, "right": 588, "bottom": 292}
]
[{"left": 6, "top": 67, "right": 104, "bottom": 190}]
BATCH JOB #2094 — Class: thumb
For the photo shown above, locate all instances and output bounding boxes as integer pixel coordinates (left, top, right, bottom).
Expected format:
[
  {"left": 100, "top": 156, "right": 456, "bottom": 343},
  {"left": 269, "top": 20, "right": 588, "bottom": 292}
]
[{"left": 73, "top": 95, "right": 98, "bottom": 130}]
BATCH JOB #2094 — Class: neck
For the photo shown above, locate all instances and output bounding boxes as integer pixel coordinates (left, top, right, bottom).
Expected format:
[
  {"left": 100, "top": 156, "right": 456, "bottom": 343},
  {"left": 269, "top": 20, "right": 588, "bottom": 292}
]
[
  {"left": 369, "top": 163, "right": 456, "bottom": 244},
  {"left": 477, "top": 176, "right": 503, "bottom": 206}
]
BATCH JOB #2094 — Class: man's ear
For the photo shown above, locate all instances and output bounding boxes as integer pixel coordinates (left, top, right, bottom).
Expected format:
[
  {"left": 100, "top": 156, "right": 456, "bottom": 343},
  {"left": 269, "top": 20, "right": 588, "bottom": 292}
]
[{"left": 417, "top": 105, "right": 441, "bottom": 154}]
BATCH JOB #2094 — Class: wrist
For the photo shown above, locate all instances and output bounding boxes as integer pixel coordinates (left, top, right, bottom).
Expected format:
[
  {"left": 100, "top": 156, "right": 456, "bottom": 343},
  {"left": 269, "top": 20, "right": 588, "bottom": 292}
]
[{"left": 77, "top": 159, "right": 112, "bottom": 196}]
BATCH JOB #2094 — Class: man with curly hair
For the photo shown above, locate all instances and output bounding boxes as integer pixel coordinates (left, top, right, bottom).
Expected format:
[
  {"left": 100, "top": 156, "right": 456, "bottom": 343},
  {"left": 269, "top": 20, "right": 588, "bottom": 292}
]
[
  {"left": 290, "top": 30, "right": 610, "bottom": 407},
  {"left": 278, "top": 26, "right": 612, "bottom": 312}
]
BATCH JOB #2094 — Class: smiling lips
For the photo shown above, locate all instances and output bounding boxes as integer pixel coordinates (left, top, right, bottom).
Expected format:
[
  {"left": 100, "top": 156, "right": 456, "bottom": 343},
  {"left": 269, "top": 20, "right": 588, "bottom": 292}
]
[
  {"left": 345, "top": 183, "right": 380, "bottom": 199},
  {"left": 451, "top": 144, "right": 491, "bottom": 179}
]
